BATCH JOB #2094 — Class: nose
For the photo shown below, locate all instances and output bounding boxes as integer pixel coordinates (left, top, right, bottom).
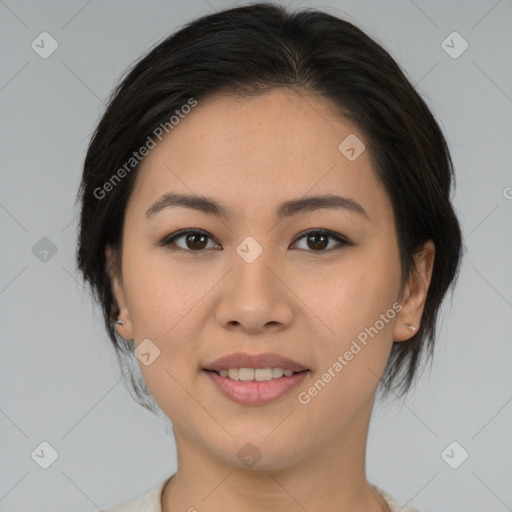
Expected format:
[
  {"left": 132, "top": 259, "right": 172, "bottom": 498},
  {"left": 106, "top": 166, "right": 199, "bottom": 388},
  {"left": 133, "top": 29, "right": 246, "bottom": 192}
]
[{"left": 215, "top": 247, "right": 294, "bottom": 334}]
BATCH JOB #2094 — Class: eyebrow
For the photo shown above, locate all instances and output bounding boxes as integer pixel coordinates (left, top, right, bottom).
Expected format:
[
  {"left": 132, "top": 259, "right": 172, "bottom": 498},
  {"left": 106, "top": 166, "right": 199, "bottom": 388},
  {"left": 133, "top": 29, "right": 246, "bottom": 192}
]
[{"left": 145, "top": 192, "right": 369, "bottom": 220}]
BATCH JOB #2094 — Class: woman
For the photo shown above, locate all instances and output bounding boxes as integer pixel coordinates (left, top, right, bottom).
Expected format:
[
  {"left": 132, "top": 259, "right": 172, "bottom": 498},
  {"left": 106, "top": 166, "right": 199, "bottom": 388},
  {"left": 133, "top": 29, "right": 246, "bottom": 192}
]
[{"left": 76, "top": 3, "right": 463, "bottom": 511}]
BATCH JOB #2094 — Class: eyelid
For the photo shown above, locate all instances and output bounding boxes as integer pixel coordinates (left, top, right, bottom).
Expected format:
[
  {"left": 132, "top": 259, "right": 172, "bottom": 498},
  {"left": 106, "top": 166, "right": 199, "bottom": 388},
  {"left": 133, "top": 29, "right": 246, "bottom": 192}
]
[
  {"left": 291, "top": 228, "right": 351, "bottom": 248},
  {"left": 157, "top": 228, "right": 351, "bottom": 252},
  {"left": 156, "top": 228, "right": 220, "bottom": 250}
]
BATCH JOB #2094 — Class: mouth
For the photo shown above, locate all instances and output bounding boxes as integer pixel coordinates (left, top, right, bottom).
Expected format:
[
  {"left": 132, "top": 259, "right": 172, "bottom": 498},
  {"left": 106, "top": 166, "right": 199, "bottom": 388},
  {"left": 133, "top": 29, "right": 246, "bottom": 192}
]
[
  {"left": 203, "top": 368, "right": 309, "bottom": 405},
  {"left": 203, "top": 352, "right": 310, "bottom": 405},
  {"left": 204, "top": 351, "right": 308, "bottom": 374},
  {"left": 205, "top": 367, "right": 308, "bottom": 381}
]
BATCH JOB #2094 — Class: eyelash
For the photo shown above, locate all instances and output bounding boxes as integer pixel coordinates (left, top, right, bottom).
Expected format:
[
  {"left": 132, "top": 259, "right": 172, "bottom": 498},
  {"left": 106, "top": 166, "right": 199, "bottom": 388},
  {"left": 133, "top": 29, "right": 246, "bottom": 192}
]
[{"left": 156, "top": 228, "right": 351, "bottom": 253}]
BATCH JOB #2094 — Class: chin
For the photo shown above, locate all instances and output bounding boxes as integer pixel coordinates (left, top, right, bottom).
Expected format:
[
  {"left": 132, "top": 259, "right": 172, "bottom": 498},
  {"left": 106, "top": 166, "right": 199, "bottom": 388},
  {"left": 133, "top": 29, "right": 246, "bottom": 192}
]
[{"left": 204, "top": 433, "right": 308, "bottom": 472}]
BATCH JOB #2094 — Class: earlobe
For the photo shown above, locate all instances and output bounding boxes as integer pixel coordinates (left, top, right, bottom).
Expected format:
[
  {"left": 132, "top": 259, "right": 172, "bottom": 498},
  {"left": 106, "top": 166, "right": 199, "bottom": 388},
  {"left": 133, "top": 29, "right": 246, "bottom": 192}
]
[
  {"left": 393, "top": 240, "right": 435, "bottom": 342},
  {"left": 405, "top": 323, "right": 417, "bottom": 333},
  {"left": 105, "top": 244, "right": 134, "bottom": 341}
]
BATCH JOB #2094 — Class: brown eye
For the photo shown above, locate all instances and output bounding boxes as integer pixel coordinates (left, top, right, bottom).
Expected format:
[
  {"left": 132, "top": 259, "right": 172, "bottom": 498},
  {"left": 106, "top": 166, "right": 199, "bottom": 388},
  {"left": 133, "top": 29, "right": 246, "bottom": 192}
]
[
  {"left": 158, "top": 228, "right": 350, "bottom": 253},
  {"left": 158, "top": 229, "right": 220, "bottom": 252},
  {"left": 182, "top": 232, "right": 208, "bottom": 250},
  {"left": 306, "top": 232, "right": 329, "bottom": 250},
  {"left": 291, "top": 229, "right": 350, "bottom": 252}
]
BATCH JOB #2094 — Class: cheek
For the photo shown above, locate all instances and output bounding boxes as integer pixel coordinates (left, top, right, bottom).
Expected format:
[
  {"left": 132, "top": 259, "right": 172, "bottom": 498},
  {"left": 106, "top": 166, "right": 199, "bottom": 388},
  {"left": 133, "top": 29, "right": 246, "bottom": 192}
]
[
  {"left": 315, "top": 247, "right": 401, "bottom": 340},
  {"left": 293, "top": 255, "right": 401, "bottom": 431},
  {"left": 121, "top": 248, "right": 209, "bottom": 388},
  {"left": 307, "top": 241, "right": 402, "bottom": 401},
  {"left": 122, "top": 244, "right": 199, "bottom": 338},
  {"left": 122, "top": 256, "right": 202, "bottom": 420}
]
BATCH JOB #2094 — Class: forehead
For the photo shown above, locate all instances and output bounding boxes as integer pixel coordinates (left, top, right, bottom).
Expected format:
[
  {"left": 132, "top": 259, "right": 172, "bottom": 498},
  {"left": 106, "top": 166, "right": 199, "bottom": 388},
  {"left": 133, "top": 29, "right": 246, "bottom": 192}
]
[{"left": 128, "top": 89, "right": 392, "bottom": 223}]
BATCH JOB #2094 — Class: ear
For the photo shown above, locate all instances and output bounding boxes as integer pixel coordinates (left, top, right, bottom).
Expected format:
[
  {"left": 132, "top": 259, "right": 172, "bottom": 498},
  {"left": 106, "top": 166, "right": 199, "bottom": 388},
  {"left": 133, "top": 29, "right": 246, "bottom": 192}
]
[
  {"left": 105, "top": 244, "right": 134, "bottom": 341},
  {"left": 393, "top": 240, "right": 435, "bottom": 342}
]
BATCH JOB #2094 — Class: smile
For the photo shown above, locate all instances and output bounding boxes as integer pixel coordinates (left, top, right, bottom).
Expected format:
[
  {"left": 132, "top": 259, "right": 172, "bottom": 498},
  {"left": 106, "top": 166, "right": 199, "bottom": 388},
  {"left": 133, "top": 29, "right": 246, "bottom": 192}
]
[{"left": 204, "top": 368, "right": 309, "bottom": 405}]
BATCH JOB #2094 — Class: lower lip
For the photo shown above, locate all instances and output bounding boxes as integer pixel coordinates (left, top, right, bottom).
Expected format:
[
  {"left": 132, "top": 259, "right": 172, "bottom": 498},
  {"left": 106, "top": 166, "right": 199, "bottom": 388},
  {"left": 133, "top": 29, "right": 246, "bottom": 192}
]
[{"left": 204, "top": 370, "right": 309, "bottom": 405}]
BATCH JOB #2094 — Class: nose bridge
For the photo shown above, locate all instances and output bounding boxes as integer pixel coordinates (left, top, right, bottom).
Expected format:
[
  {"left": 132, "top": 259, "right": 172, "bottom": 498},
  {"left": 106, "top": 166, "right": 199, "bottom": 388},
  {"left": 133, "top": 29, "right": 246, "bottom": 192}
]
[
  {"left": 232, "top": 234, "right": 279, "bottom": 303},
  {"left": 215, "top": 234, "right": 292, "bottom": 331}
]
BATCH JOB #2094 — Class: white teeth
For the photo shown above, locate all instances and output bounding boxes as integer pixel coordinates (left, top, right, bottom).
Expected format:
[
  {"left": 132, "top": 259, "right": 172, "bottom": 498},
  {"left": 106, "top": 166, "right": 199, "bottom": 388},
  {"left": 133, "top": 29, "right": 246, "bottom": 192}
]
[
  {"left": 272, "top": 368, "right": 284, "bottom": 378},
  {"left": 254, "top": 368, "right": 273, "bottom": 381},
  {"left": 216, "top": 367, "right": 300, "bottom": 381},
  {"left": 227, "top": 368, "right": 239, "bottom": 380},
  {"left": 239, "top": 368, "right": 255, "bottom": 381}
]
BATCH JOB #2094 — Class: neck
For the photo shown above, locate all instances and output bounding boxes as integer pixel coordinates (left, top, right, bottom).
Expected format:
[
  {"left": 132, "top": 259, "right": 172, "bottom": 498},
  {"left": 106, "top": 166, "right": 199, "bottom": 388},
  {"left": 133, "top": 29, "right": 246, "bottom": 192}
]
[{"left": 161, "top": 399, "right": 389, "bottom": 512}]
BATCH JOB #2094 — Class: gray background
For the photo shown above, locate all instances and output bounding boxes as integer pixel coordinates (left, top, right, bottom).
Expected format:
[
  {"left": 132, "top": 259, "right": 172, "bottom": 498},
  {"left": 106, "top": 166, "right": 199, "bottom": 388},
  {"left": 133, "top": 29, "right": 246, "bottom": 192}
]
[{"left": 1, "top": 0, "right": 511, "bottom": 511}]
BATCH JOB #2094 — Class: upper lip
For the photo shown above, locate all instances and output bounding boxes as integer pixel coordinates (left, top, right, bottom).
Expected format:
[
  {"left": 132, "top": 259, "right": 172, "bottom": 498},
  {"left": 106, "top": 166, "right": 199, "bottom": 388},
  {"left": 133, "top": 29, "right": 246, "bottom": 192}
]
[{"left": 204, "top": 352, "right": 308, "bottom": 372}]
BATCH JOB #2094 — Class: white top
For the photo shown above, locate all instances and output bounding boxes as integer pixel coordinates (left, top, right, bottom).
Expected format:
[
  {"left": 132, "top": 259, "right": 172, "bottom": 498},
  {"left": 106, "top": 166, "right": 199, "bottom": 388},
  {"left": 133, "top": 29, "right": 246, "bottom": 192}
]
[{"left": 101, "top": 475, "right": 421, "bottom": 512}]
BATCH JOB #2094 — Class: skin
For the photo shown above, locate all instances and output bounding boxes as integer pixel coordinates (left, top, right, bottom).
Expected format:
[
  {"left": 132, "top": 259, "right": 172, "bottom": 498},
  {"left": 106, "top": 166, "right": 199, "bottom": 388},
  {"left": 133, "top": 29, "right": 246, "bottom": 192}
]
[{"left": 106, "top": 88, "right": 435, "bottom": 512}]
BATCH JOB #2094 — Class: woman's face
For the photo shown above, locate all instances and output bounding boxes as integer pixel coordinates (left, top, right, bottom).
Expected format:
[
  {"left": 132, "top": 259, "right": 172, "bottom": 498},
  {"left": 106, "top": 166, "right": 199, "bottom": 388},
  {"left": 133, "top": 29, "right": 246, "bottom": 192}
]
[{"left": 108, "top": 89, "right": 430, "bottom": 470}]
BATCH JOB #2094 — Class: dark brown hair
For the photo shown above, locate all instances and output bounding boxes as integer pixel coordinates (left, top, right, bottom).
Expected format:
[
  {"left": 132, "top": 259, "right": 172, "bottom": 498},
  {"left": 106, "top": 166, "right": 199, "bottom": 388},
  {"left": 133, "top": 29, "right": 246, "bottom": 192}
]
[{"left": 75, "top": 2, "right": 463, "bottom": 412}]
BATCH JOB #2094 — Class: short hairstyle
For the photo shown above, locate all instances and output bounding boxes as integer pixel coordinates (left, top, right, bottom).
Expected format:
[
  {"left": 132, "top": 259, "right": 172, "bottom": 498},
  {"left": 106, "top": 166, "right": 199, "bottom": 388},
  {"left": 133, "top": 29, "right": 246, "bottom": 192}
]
[{"left": 75, "top": 2, "right": 464, "bottom": 412}]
